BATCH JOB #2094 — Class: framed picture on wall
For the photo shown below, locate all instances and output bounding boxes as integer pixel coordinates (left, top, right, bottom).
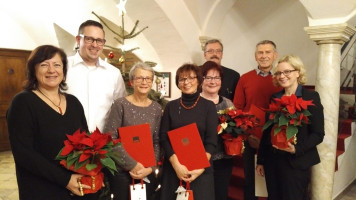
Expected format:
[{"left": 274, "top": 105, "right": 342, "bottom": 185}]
[{"left": 156, "top": 72, "right": 171, "bottom": 98}]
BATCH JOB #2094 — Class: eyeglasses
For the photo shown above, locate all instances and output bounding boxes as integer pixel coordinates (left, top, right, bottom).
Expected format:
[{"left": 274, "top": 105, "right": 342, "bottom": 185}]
[
  {"left": 204, "top": 76, "right": 221, "bottom": 82},
  {"left": 205, "top": 49, "right": 223, "bottom": 54},
  {"left": 79, "top": 34, "right": 106, "bottom": 46},
  {"left": 274, "top": 70, "right": 297, "bottom": 77},
  {"left": 134, "top": 76, "right": 153, "bottom": 83},
  {"left": 178, "top": 76, "right": 197, "bottom": 83}
]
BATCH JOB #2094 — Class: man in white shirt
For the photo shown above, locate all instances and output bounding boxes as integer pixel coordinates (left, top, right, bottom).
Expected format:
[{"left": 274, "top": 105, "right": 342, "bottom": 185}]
[{"left": 66, "top": 20, "right": 126, "bottom": 132}]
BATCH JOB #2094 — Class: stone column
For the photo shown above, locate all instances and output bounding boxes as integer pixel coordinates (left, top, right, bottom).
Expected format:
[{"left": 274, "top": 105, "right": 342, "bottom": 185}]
[{"left": 304, "top": 23, "right": 356, "bottom": 200}]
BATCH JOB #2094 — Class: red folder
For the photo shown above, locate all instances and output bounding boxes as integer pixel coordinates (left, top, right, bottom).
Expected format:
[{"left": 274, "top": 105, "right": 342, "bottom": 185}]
[
  {"left": 118, "top": 123, "right": 156, "bottom": 167},
  {"left": 248, "top": 104, "right": 265, "bottom": 139},
  {"left": 167, "top": 123, "right": 210, "bottom": 171}
]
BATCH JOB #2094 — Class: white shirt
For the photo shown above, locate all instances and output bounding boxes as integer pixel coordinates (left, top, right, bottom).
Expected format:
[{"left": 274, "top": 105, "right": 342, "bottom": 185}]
[{"left": 66, "top": 53, "right": 126, "bottom": 132}]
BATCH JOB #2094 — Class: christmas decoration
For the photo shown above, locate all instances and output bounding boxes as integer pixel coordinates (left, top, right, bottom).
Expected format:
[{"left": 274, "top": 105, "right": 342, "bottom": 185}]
[
  {"left": 92, "top": 10, "right": 168, "bottom": 109},
  {"left": 108, "top": 51, "right": 114, "bottom": 59}
]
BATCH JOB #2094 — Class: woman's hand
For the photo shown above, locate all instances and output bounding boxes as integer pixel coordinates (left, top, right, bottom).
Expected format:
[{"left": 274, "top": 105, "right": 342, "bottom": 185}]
[
  {"left": 130, "top": 162, "right": 144, "bottom": 175},
  {"left": 169, "top": 154, "right": 190, "bottom": 180},
  {"left": 273, "top": 142, "right": 296, "bottom": 154},
  {"left": 66, "top": 174, "right": 91, "bottom": 196},
  {"left": 184, "top": 168, "right": 205, "bottom": 182},
  {"left": 129, "top": 166, "right": 153, "bottom": 179},
  {"left": 256, "top": 164, "right": 265, "bottom": 177}
]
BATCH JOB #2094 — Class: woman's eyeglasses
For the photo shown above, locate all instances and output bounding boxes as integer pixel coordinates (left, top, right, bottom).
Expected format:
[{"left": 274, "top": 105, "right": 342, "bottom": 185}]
[{"left": 274, "top": 70, "right": 297, "bottom": 77}]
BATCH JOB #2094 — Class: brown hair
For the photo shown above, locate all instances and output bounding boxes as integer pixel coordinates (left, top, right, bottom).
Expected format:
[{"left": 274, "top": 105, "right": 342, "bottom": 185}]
[
  {"left": 78, "top": 20, "right": 105, "bottom": 36},
  {"left": 23, "top": 45, "right": 68, "bottom": 91},
  {"left": 200, "top": 61, "right": 223, "bottom": 79},
  {"left": 175, "top": 63, "right": 203, "bottom": 88}
]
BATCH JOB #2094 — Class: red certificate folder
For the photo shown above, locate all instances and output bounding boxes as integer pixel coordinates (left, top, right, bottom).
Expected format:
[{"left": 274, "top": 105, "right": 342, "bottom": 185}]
[
  {"left": 248, "top": 104, "right": 265, "bottom": 139},
  {"left": 167, "top": 123, "right": 210, "bottom": 171},
  {"left": 118, "top": 123, "right": 156, "bottom": 167}
]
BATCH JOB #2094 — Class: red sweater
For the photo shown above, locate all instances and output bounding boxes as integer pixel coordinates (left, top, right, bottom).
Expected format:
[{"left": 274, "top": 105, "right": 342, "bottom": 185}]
[{"left": 233, "top": 70, "right": 281, "bottom": 111}]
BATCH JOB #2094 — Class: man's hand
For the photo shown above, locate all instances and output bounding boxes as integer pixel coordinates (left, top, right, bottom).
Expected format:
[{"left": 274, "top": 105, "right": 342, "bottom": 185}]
[{"left": 256, "top": 165, "right": 264, "bottom": 177}]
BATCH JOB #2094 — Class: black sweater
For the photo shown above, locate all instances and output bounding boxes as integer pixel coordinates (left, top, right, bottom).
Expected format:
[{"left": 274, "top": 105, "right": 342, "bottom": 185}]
[
  {"left": 7, "top": 91, "right": 90, "bottom": 200},
  {"left": 160, "top": 91, "right": 218, "bottom": 160}
]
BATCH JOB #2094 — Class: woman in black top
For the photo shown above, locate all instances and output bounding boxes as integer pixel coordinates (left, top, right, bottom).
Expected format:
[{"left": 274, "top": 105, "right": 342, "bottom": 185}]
[
  {"left": 160, "top": 63, "right": 218, "bottom": 200},
  {"left": 256, "top": 55, "right": 324, "bottom": 200},
  {"left": 7, "top": 45, "right": 97, "bottom": 200}
]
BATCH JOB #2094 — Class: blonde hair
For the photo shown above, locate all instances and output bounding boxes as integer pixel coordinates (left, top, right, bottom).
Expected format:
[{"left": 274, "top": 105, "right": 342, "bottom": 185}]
[{"left": 273, "top": 55, "right": 307, "bottom": 86}]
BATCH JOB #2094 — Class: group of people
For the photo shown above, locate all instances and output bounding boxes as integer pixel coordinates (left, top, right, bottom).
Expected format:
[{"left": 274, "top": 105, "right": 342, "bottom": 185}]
[{"left": 6, "top": 19, "right": 324, "bottom": 200}]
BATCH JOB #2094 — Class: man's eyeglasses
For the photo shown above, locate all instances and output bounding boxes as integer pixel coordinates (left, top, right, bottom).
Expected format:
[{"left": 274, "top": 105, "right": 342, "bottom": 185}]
[
  {"left": 178, "top": 76, "right": 197, "bottom": 83},
  {"left": 134, "top": 76, "right": 153, "bottom": 83},
  {"left": 274, "top": 70, "right": 297, "bottom": 77},
  {"left": 79, "top": 34, "right": 106, "bottom": 46},
  {"left": 204, "top": 76, "right": 221, "bottom": 82},
  {"left": 205, "top": 49, "right": 223, "bottom": 54}
]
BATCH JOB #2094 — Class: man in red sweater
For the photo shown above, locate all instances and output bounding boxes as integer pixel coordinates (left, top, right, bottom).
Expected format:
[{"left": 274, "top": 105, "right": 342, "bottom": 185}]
[{"left": 233, "top": 40, "right": 281, "bottom": 200}]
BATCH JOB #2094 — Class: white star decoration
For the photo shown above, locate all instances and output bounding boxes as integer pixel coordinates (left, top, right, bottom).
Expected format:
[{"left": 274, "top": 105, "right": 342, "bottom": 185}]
[{"left": 117, "top": 0, "right": 127, "bottom": 16}]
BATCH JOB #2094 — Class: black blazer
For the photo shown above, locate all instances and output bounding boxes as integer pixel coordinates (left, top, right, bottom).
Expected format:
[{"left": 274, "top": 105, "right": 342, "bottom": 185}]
[{"left": 257, "top": 86, "right": 325, "bottom": 170}]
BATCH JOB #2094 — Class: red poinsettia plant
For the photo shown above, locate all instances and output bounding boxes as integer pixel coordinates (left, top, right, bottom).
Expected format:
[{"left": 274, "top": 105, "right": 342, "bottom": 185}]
[
  {"left": 217, "top": 107, "right": 259, "bottom": 137},
  {"left": 262, "top": 94, "right": 314, "bottom": 148},
  {"left": 217, "top": 107, "right": 259, "bottom": 155},
  {"left": 56, "top": 128, "right": 121, "bottom": 194}
]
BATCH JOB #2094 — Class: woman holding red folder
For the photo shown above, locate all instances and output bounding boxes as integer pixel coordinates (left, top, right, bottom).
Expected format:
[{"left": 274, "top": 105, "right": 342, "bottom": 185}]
[
  {"left": 160, "top": 63, "right": 218, "bottom": 200},
  {"left": 103, "top": 62, "right": 162, "bottom": 200}
]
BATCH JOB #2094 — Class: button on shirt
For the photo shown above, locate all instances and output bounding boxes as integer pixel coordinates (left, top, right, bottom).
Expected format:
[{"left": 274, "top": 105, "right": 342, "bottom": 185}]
[{"left": 66, "top": 53, "right": 126, "bottom": 132}]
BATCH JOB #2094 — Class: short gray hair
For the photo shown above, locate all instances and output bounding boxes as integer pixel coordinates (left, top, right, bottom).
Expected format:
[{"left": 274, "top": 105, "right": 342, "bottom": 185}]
[
  {"left": 203, "top": 39, "right": 223, "bottom": 52},
  {"left": 129, "top": 62, "right": 154, "bottom": 81},
  {"left": 256, "top": 40, "right": 277, "bottom": 52}
]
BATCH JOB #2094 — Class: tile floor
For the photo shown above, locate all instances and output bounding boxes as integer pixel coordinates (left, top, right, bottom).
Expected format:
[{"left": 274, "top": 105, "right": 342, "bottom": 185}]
[{"left": 0, "top": 150, "right": 355, "bottom": 200}]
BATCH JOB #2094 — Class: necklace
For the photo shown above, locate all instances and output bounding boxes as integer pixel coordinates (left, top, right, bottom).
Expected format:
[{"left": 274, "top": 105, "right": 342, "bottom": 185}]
[
  {"left": 37, "top": 89, "right": 63, "bottom": 115},
  {"left": 180, "top": 95, "right": 200, "bottom": 110},
  {"left": 200, "top": 93, "right": 219, "bottom": 103}
]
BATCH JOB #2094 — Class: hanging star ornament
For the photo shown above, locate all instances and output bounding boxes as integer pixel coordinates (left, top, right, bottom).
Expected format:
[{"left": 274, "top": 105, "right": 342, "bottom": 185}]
[{"left": 117, "top": 0, "right": 127, "bottom": 16}]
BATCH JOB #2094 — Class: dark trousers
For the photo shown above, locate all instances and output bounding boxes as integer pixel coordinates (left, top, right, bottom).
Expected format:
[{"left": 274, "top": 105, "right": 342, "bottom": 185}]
[
  {"left": 242, "top": 141, "right": 257, "bottom": 200},
  {"left": 264, "top": 151, "right": 310, "bottom": 200},
  {"left": 213, "top": 158, "right": 233, "bottom": 200},
  {"left": 108, "top": 171, "right": 158, "bottom": 200}
]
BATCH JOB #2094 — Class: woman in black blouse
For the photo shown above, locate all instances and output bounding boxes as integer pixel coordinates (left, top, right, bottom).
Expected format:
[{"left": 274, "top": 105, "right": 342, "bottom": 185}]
[
  {"left": 6, "top": 45, "right": 97, "bottom": 200},
  {"left": 160, "top": 63, "right": 218, "bottom": 200}
]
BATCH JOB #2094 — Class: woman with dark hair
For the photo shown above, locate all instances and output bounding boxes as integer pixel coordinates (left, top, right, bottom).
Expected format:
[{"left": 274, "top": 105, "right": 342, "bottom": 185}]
[
  {"left": 160, "top": 63, "right": 218, "bottom": 200},
  {"left": 7, "top": 45, "right": 97, "bottom": 199},
  {"left": 200, "top": 61, "right": 234, "bottom": 200}
]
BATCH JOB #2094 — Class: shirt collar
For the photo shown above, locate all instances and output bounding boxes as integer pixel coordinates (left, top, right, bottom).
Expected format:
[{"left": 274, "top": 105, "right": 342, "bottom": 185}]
[
  {"left": 255, "top": 68, "right": 271, "bottom": 77},
  {"left": 72, "top": 52, "right": 107, "bottom": 69}
]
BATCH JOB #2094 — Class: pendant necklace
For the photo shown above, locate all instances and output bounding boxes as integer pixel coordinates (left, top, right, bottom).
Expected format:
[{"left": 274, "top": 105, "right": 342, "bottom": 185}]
[
  {"left": 37, "top": 89, "right": 63, "bottom": 115},
  {"left": 180, "top": 95, "right": 200, "bottom": 110}
]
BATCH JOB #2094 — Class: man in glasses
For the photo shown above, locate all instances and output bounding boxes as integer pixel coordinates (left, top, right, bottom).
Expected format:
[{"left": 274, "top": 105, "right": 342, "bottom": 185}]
[
  {"left": 203, "top": 39, "right": 240, "bottom": 101},
  {"left": 66, "top": 20, "right": 126, "bottom": 132},
  {"left": 233, "top": 40, "right": 281, "bottom": 200}
]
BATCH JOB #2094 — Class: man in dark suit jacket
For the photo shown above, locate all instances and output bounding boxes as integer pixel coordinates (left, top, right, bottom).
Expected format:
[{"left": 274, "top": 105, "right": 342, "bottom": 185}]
[{"left": 203, "top": 39, "right": 240, "bottom": 101}]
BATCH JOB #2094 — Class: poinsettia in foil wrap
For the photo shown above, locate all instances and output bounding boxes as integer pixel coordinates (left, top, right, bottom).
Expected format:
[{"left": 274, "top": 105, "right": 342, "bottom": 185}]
[
  {"left": 217, "top": 107, "right": 259, "bottom": 155},
  {"left": 263, "top": 94, "right": 314, "bottom": 148},
  {"left": 56, "top": 128, "right": 121, "bottom": 194}
]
